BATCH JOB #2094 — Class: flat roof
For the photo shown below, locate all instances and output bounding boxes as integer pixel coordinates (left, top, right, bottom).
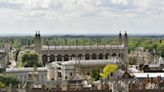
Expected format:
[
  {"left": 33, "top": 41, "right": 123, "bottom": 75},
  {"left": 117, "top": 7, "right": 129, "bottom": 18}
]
[
  {"left": 42, "top": 45, "right": 125, "bottom": 50},
  {"left": 134, "top": 73, "right": 164, "bottom": 78},
  {"left": 61, "top": 59, "right": 120, "bottom": 66},
  {"left": 6, "top": 67, "right": 47, "bottom": 73}
]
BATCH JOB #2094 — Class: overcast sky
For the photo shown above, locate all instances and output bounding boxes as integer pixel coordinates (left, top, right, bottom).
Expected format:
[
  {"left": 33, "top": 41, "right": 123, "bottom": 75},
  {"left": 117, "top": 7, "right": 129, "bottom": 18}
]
[{"left": 0, "top": 0, "right": 164, "bottom": 35}]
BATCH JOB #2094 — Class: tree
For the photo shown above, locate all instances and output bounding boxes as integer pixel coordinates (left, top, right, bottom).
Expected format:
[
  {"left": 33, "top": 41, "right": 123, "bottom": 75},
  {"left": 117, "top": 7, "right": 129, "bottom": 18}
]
[
  {"left": 19, "top": 50, "right": 43, "bottom": 67},
  {"left": 128, "top": 38, "right": 140, "bottom": 52},
  {"left": 0, "top": 75, "right": 20, "bottom": 87},
  {"left": 91, "top": 69, "right": 100, "bottom": 81},
  {"left": 129, "top": 57, "right": 137, "bottom": 65},
  {"left": 157, "top": 42, "right": 164, "bottom": 57},
  {"left": 15, "top": 49, "right": 20, "bottom": 61},
  {"left": 100, "top": 64, "right": 118, "bottom": 79},
  {"left": 0, "top": 82, "right": 6, "bottom": 88}
]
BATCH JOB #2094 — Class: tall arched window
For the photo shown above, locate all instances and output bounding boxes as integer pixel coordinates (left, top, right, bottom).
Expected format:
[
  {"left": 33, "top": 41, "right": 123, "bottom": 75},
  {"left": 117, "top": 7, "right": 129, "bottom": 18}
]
[
  {"left": 42, "top": 54, "right": 48, "bottom": 65},
  {"left": 119, "top": 53, "right": 123, "bottom": 59},
  {"left": 78, "top": 54, "right": 82, "bottom": 60},
  {"left": 50, "top": 54, "right": 55, "bottom": 62},
  {"left": 105, "top": 53, "right": 109, "bottom": 59},
  {"left": 57, "top": 54, "right": 62, "bottom": 61},
  {"left": 85, "top": 53, "right": 90, "bottom": 60},
  {"left": 98, "top": 53, "right": 103, "bottom": 59},
  {"left": 71, "top": 54, "right": 76, "bottom": 60},
  {"left": 64, "top": 54, "right": 69, "bottom": 61},
  {"left": 112, "top": 53, "right": 116, "bottom": 57},
  {"left": 92, "top": 53, "right": 97, "bottom": 60}
]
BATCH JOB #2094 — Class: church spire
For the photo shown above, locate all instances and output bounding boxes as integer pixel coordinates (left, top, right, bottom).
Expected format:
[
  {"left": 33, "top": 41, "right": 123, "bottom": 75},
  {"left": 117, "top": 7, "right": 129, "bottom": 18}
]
[
  {"left": 119, "top": 30, "right": 122, "bottom": 45},
  {"left": 34, "top": 30, "right": 41, "bottom": 54},
  {"left": 124, "top": 31, "right": 128, "bottom": 47},
  {"left": 35, "top": 31, "right": 38, "bottom": 37},
  {"left": 38, "top": 30, "right": 40, "bottom": 37}
]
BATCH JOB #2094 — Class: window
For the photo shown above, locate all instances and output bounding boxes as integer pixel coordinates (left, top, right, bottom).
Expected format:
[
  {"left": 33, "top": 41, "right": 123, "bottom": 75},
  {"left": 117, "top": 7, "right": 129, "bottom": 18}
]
[
  {"left": 20, "top": 75, "right": 22, "bottom": 80},
  {"left": 24, "top": 75, "right": 26, "bottom": 79},
  {"left": 58, "top": 72, "right": 62, "bottom": 78},
  {"left": 70, "top": 72, "right": 73, "bottom": 76},
  {"left": 42, "top": 74, "right": 44, "bottom": 79}
]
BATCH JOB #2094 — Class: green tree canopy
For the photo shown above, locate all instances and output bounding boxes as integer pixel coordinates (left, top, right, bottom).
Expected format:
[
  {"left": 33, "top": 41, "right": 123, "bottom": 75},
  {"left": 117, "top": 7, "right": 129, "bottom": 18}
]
[
  {"left": 100, "top": 64, "right": 118, "bottom": 79},
  {"left": 157, "top": 41, "right": 164, "bottom": 57},
  {"left": 91, "top": 69, "right": 100, "bottom": 81},
  {"left": 0, "top": 74, "right": 20, "bottom": 87},
  {"left": 0, "top": 82, "right": 6, "bottom": 88},
  {"left": 20, "top": 50, "right": 43, "bottom": 67}
]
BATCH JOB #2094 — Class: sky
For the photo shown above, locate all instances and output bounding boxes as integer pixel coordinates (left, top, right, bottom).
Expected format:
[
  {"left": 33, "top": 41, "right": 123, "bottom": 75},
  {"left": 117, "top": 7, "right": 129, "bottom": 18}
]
[{"left": 0, "top": 0, "right": 164, "bottom": 35}]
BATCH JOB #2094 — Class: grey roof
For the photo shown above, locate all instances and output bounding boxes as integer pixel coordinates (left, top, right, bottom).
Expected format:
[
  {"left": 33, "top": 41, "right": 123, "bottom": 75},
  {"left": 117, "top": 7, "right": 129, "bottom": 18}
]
[
  {"left": 158, "top": 57, "right": 164, "bottom": 65},
  {"left": 61, "top": 59, "right": 120, "bottom": 66},
  {"left": 147, "top": 57, "right": 164, "bottom": 68},
  {"left": 6, "top": 67, "right": 47, "bottom": 73},
  {"left": 46, "top": 62, "right": 61, "bottom": 67},
  {"left": 149, "top": 64, "right": 159, "bottom": 68},
  {"left": 128, "top": 68, "right": 141, "bottom": 73},
  {"left": 111, "top": 69, "right": 125, "bottom": 79},
  {"left": 134, "top": 73, "right": 164, "bottom": 78},
  {"left": 42, "top": 45, "right": 124, "bottom": 50},
  {"left": 0, "top": 49, "right": 4, "bottom": 53}
]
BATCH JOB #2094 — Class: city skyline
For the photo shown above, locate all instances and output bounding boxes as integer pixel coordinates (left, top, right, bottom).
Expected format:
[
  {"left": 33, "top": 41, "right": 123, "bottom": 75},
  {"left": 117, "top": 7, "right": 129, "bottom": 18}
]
[{"left": 0, "top": 0, "right": 164, "bottom": 35}]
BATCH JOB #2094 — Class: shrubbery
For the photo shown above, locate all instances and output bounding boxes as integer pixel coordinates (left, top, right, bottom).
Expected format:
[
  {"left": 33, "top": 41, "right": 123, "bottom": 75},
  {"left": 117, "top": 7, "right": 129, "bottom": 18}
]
[
  {"left": 0, "top": 74, "right": 20, "bottom": 87},
  {"left": 19, "top": 50, "right": 43, "bottom": 67}
]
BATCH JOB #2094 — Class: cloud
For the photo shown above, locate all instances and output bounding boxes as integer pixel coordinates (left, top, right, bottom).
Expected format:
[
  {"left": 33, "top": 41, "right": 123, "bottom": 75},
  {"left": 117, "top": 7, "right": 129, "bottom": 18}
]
[
  {"left": 0, "top": 0, "right": 164, "bottom": 34},
  {"left": 0, "top": 0, "right": 163, "bottom": 20}
]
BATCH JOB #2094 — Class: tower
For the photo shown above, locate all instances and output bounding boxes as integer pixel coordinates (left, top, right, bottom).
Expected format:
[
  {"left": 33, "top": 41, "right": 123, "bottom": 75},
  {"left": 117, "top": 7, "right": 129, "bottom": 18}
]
[
  {"left": 119, "top": 31, "right": 122, "bottom": 45},
  {"left": 34, "top": 31, "right": 41, "bottom": 54},
  {"left": 124, "top": 31, "right": 128, "bottom": 47},
  {"left": 4, "top": 40, "right": 11, "bottom": 53},
  {"left": 3, "top": 40, "right": 11, "bottom": 68},
  {"left": 123, "top": 31, "right": 128, "bottom": 70}
]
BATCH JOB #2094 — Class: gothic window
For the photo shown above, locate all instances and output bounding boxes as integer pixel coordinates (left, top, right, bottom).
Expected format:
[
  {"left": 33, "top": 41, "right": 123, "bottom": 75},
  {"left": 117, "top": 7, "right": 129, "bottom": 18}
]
[
  {"left": 118, "top": 53, "right": 121, "bottom": 57},
  {"left": 24, "top": 75, "right": 26, "bottom": 79},
  {"left": 105, "top": 53, "right": 109, "bottom": 59},
  {"left": 42, "top": 54, "right": 48, "bottom": 65},
  {"left": 65, "top": 76, "right": 68, "bottom": 80},
  {"left": 42, "top": 74, "right": 44, "bottom": 79},
  {"left": 50, "top": 54, "right": 55, "bottom": 62},
  {"left": 98, "top": 53, "right": 103, "bottom": 59},
  {"left": 70, "top": 72, "right": 73, "bottom": 76},
  {"left": 78, "top": 54, "right": 82, "bottom": 60},
  {"left": 71, "top": 54, "right": 76, "bottom": 60},
  {"left": 92, "top": 53, "right": 97, "bottom": 60},
  {"left": 85, "top": 53, "right": 90, "bottom": 60},
  {"left": 64, "top": 54, "right": 69, "bottom": 61},
  {"left": 58, "top": 72, "right": 62, "bottom": 78},
  {"left": 112, "top": 53, "right": 116, "bottom": 57},
  {"left": 118, "top": 53, "right": 123, "bottom": 59},
  {"left": 57, "top": 54, "right": 62, "bottom": 61}
]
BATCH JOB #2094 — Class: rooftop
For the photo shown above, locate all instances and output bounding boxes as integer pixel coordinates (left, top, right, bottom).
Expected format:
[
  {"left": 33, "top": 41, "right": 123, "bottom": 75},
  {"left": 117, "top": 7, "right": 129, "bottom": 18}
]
[
  {"left": 61, "top": 58, "right": 120, "bottom": 66},
  {"left": 6, "top": 67, "right": 47, "bottom": 73},
  {"left": 42, "top": 45, "right": 125, "bottom": 50},
  {"left": 134, "top": 73, "right": 164, "bottom": 78}
]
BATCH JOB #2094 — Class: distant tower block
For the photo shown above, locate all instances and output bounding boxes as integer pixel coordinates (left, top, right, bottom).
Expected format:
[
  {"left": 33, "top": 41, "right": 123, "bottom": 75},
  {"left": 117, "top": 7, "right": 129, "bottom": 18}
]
[{"left": 34, "top": 31, "right": 42, "bottom": 54}]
